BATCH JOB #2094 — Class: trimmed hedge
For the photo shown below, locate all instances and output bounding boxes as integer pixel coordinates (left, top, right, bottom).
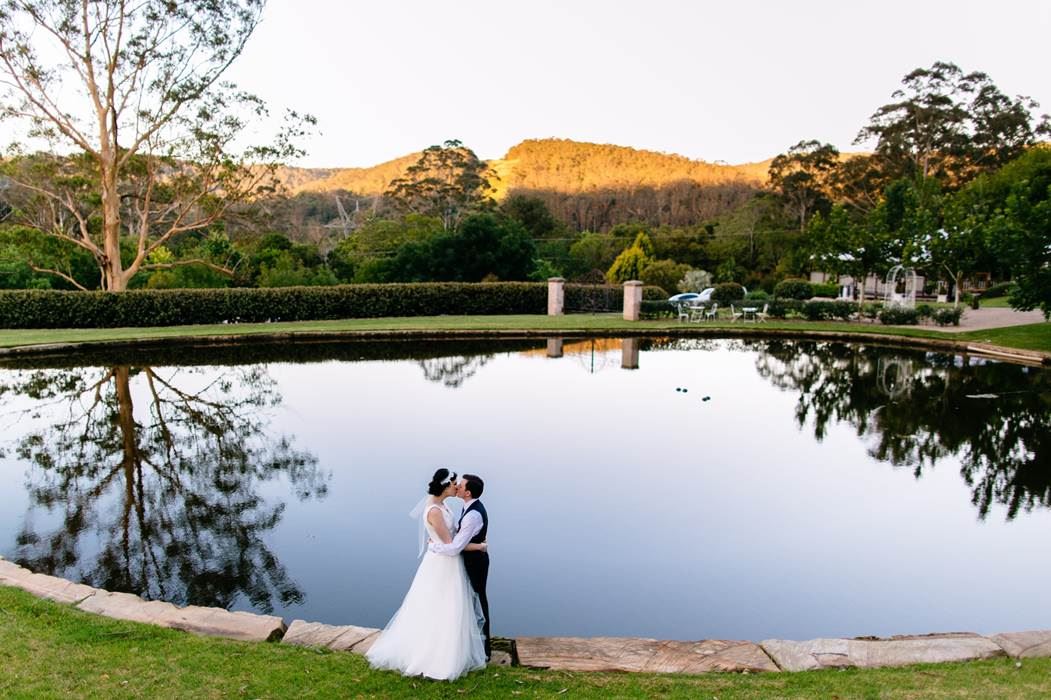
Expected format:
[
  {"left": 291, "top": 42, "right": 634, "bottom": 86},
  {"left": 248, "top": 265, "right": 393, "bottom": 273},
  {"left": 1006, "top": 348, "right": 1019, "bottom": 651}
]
[
  {"left": 0, "top": 283, "right": 668, "bottom": 329},
  {"left": 640, "top": 300, "right": 676, "bottom": 319}
]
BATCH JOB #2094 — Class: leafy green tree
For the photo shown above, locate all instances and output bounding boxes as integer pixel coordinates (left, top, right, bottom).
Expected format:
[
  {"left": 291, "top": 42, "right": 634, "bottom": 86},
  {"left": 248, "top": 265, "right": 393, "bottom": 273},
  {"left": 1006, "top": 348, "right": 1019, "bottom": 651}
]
[
  {"left": 606, "top": 233, "right": 654, "bottom": 283},
  {"left": 566, "top": 231, "right": 621, "bottom": 278},
  {"left": 326, "top": 214, "right": 443, "bottom": 282},
  {"left": 954, "top": 146, "right": 1051, "bottom": 316},
  {"left": 500, "top": 194, "right": 563, "bottom": 239},
  {"left": 713, "top": 255, "right": 744, "bottom": 284},
  {"left": 805, "top": 205, "right": 896, "bottom": 296},
  {"left": 0, "top": 1, "right": 312, "bottom": 291},
  {"left": 385, "top": 140, "right": 494, "bottom": 231},
  {"left": 0, "top": 225, "right": 97, "bottom": 289},
  {"left": 769, "top": 140, "right": 840, "bottom": 231},
  {"left": 856, "top": 61, "right": 1049, "bottom": 187},
  {"left": 640, "top": 259, "right": 689, "bottom": 296},
  {"left": 630, "top": 232, "right": 655, "bottom": 257},
  {"left": 383, "top": 212, "right": 536, "bottom": 282}
]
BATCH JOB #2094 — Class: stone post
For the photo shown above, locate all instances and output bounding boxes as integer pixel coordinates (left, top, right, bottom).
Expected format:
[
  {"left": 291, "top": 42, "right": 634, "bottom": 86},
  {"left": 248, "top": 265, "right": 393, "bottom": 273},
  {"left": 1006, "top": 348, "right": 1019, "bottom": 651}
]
[
  {"left": 622, "top": 280, "right": 643, "bottom": 321},
  {"left": 621, "top": 338, "right": 640, "bottom": 369},
  {"left": 547, "top": 277, "right": 565, "bottom": 316},
  {"left": 546, "top": 338, "right": 564, "bottom": 358}
]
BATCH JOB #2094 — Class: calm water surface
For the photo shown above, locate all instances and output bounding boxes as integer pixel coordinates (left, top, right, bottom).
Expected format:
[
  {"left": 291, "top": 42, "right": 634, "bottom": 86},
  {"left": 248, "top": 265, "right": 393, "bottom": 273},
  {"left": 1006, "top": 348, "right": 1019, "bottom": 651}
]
[{"left": 0, "top": 337, "right": 1048, "bottom": 641}]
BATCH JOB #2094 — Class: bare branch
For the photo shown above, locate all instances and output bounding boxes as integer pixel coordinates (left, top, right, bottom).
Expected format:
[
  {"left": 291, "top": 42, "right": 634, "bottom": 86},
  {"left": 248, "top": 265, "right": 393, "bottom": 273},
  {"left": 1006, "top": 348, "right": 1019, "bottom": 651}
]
[{"left": 28, "top": 264, "right": 89, "bottom": 291}]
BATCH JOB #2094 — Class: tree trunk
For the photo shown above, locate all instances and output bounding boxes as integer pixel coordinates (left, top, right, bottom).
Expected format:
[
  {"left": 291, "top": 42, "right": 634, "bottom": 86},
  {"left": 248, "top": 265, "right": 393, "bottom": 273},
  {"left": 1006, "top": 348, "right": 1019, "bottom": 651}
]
[
  {"left": 953, "top": 270, "right": 961, "bottom": 307},
  {"left": 100, "top": 156, "right": 126, "bottom": 291}
]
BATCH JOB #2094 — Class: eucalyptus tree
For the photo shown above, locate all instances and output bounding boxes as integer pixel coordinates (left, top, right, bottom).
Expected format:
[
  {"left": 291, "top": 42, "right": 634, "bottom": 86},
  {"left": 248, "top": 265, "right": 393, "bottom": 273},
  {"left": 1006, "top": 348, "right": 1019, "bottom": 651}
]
[
  {"left": 385, "top": 140, "right": 495, "bottom": 231},
  {"left": 855, "top": 61, "right": 1049, "bottom": 188},
  {"left": 768, "top": 140, "right": 840, "bottom": 231},
  {"left": 0, "top": 0, "right": 313, "bottom": 291}
]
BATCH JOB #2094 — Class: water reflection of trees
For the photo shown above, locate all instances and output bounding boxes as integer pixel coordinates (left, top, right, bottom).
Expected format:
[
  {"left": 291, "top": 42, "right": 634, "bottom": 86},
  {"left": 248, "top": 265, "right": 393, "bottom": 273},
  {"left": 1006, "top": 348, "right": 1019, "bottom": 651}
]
[
  {"left": 0, "top": 364, "right": 328, "bottom": 612},
  {"left": 418, "top": 355, "right": 492, "bottom": 388},
  {"left": 753, "top": 340, "right": 1051, "bottom": 520}
]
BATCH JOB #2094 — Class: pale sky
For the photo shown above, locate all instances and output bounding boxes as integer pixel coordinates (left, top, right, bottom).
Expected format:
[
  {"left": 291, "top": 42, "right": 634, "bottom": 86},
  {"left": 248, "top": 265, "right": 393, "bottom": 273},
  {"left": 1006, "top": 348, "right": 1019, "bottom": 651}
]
[{"left": 7, "top": 1, "right": 1050, "bottom": 169}]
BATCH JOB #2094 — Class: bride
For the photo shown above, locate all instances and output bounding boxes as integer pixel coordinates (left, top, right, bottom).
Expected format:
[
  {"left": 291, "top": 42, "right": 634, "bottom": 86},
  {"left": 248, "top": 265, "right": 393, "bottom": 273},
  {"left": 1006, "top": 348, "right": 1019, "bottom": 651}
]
[{"left": 366, "top": 468, "right": 488, "bottom": 680}]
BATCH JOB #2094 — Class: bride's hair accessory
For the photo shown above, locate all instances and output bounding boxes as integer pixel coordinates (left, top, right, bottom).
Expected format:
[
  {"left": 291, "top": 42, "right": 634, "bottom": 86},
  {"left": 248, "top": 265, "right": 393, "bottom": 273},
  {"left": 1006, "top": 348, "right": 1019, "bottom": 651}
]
[{"left": 426, "top": 468, "right": 458, "bottom": 496}]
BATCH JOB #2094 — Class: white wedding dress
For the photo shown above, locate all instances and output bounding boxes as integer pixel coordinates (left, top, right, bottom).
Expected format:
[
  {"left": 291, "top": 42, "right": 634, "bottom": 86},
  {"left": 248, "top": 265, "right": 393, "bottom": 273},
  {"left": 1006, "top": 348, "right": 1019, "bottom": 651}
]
[{"left": 366, "top": 501, "right": 487, "bottom": 680}]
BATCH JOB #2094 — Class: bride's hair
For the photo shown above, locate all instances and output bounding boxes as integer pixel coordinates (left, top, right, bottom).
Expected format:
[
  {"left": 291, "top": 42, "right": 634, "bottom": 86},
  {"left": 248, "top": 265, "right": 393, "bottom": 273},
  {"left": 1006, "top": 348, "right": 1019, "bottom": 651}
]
[{"left": 427, "top": 468, "right": 457, "bottom": 496}]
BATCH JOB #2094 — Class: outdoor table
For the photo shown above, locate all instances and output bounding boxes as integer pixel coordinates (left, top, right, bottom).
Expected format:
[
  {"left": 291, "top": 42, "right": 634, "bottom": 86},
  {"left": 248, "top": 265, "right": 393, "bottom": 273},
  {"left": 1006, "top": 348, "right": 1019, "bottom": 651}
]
[{"left": 742, "top": 306, "right": 758, "bottom": 321}]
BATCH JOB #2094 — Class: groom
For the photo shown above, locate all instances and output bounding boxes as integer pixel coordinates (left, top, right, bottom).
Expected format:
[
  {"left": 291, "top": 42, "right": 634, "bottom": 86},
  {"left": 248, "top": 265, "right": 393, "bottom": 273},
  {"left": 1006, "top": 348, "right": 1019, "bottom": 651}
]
[{"left": 429, "top": 473, "right": 490, "bottom": 660}]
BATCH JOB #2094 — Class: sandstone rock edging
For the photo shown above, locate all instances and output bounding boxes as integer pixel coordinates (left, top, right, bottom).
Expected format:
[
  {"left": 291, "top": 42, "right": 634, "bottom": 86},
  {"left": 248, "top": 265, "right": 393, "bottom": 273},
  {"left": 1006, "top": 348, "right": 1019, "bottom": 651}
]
[{"left": 3, "top": 554, "right": 1051, "bottom": 673}]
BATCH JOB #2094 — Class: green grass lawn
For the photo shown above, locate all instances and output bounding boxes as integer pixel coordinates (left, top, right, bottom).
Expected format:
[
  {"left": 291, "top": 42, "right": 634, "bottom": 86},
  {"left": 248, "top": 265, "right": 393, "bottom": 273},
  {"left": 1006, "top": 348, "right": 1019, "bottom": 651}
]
[
  {"left": 2, "top": 587, "right": 1049, "bottom": 699},
  {"left": 0, "top": 313, "right": 1048, "bottom": 356}
]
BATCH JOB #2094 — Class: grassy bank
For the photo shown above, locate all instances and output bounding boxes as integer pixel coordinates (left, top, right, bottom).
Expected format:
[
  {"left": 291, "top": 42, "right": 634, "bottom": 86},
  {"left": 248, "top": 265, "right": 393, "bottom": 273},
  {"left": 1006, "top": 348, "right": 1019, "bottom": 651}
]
[
  {"left": 0, "top": 314, "right": 1048, "bottom": 356},
  {"left": 2, "top": 587, "right": 1049, "bottom": 699}
]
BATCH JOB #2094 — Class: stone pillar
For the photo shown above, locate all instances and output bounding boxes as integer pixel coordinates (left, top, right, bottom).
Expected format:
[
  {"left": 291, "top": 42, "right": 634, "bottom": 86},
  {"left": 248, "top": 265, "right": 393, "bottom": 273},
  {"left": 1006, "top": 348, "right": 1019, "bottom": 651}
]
[
  {"left": 547, "top": 277, "right": 565, "bottom": 316},
  {"left": 546, "top": 338, "right": 564, "bottom": 358},
  {"left": 622, "top": 280, "right": 643, "bottom": 321},
  {"left": 621, "top": 338, "right": 640, "bottom": 369}
]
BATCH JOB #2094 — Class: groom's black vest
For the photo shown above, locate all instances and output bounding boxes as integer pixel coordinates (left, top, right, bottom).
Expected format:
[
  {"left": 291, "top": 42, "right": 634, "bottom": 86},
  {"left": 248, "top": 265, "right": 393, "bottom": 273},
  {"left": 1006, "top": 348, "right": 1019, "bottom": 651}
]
[{"left": 460, "top": 500, "right": 487, "bottom": 544}]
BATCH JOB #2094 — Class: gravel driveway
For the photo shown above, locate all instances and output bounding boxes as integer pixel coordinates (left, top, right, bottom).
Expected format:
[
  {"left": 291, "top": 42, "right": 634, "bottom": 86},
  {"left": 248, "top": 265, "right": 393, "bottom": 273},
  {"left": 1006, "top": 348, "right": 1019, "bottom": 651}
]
[{"left": 938, "top": 306, "right": 1046, "bottom": 332}]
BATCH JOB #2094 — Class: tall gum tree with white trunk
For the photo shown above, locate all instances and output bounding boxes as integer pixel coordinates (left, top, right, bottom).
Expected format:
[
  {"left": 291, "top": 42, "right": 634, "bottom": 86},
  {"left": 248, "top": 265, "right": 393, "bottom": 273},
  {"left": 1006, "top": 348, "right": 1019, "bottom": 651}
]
[{"left": 0, "top": 0, "right": 314, "bottom": 291}]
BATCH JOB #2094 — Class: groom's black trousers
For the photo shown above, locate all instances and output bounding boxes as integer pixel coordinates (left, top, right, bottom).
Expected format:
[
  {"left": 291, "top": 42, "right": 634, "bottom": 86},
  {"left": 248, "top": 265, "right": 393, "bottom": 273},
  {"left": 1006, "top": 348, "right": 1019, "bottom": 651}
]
[{"left": 462, "top": 550, "right": 490, "bottom": 659}]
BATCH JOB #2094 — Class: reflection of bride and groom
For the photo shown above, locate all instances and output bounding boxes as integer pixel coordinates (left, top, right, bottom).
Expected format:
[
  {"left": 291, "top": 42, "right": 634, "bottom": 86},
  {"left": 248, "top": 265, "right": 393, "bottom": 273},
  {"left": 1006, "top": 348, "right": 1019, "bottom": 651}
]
[{"left": 366, "top": 469, "right": 492, "bottom": 681}]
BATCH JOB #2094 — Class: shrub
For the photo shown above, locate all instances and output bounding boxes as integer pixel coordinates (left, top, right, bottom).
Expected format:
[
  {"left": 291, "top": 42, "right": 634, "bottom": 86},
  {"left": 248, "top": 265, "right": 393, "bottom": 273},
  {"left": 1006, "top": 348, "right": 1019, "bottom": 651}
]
[
  {"left": 933, "top": 307, "right": 964, "bottom": 326},
  {"left": 915, "top": 303, "right": 935, "bottom": 319},
  {"left": 678, "top": 269, "right": 712, "bottom": 294},
  {"left": 764, "top": 299, "right": 803, "bottom": 319},
  {"left": 0, "top": 283, "right": 666, "bottom": 329},
  {"left": 878, "top": 306, "right": 921, "bottom": 325},
  {"left": 982, "top": 282, "right": 1018, "bottom": 299},
  {"left": 711, "top": 282, "right": 745, "bottom": 305},
  {"left": 640, "top": 259, "right": 689, "bottom": 298},
  {"left": 773, "top": 278, "right": 815, "bottom": 300},
  {"left": 745, "top": 289, "right": 771, "bottom": 301},
  {"left": 861, "top": 303, "right": 881, "bottom": 321},
  {"left": 811, "top": 282, "right": 839, "bottom": 298},
  {"left": 639, "top": 300, "right": 675, "bottom": 319},
  {"left": 799, "top": 300, "right": 858, "bottom": 321},
  {"left": 971, "top": 294, "right": 981, "bottom": 310}
]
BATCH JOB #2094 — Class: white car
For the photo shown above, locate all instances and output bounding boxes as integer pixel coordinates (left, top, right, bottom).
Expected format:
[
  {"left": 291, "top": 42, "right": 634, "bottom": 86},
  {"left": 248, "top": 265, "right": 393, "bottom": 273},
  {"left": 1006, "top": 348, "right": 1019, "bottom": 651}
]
[{"left": 695, "top": 286, "right": 746, "bottom": 302}]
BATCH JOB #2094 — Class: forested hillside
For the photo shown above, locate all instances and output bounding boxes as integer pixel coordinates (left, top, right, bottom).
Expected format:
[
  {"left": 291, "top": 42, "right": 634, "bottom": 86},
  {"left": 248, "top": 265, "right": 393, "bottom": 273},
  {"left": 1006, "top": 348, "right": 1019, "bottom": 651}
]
[{"left": 276, "top": 138, "right": 770, "bottom": 231}]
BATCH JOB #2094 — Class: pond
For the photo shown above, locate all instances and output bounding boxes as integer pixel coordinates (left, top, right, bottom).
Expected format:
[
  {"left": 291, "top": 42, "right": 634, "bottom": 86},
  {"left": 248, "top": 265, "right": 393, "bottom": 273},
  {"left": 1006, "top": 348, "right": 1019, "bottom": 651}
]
[{"left": 1, "top": 337, "right": 1049, "bottom": 642}]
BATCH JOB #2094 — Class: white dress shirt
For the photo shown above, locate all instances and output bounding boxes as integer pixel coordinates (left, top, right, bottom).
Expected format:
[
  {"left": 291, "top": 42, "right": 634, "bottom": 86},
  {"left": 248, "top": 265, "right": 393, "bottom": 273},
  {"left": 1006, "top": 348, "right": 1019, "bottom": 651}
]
[{"left": 430, "top": 498, "right": 483, "bottom": 556}]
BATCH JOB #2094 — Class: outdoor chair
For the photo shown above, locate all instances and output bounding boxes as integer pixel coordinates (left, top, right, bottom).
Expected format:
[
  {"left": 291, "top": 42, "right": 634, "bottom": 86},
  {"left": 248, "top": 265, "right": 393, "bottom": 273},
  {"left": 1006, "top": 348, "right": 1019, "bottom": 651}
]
[
  {"left": 729, "top": 304, "right": 743, "bottom": 322},
  {"left": 676, "top": 302, "right": 691, "bottom": 322},
  {"left": 756, "top": 303, "right": 770, "bottom": 322},
  {"left": 704, "top": 302, "right": 719, "bottom": 321}
]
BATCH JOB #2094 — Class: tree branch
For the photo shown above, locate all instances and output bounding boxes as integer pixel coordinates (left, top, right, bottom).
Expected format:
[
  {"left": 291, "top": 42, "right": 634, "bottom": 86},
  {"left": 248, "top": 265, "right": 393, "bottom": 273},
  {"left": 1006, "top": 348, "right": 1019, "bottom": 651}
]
[{"left": 28, "top": 265, "right": 89, "bottom": 291}]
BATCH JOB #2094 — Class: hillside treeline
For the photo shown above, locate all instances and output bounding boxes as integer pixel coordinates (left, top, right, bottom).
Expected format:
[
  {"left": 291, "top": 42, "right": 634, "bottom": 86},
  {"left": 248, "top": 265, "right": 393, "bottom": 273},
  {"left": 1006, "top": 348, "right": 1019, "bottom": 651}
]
[
  {"left": 3, "top": 62, "right": 1049, "bottom": 315},
  {"left": 259, "top": 137, "right": 767, "bottom": 235},
  {"left": 511, "top": 181, "right": 758, "bottom": 231}
]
